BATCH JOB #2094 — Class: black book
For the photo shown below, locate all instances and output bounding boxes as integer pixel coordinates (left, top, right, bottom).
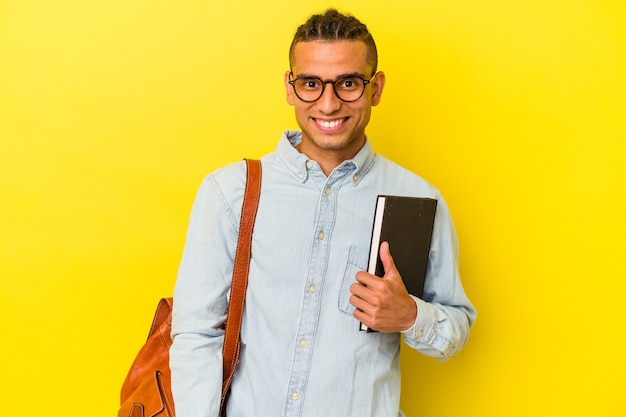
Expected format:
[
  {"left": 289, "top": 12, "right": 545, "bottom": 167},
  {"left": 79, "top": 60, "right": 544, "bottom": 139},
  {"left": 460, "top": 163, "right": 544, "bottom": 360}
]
[{"left": 360, "top": 195, "right": 438, "bottom": 332}]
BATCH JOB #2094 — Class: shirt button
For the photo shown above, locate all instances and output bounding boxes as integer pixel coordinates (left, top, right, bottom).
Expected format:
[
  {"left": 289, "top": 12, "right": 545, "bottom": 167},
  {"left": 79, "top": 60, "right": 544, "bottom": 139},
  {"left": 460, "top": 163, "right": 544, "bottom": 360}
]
[
  {"left": 298, "top": 172, "right": 305, "bottom": 180},
  {"left": 417, "top": 330, "right": 424, "bottom": 338},
  {"left": 291, "top": 392, "right": 299, "bottom": 400},
  {"left": 318, "top": 231, "right": 325, "bottom": 240},
  {"left": 308, "top": 284, "right": 317, "bottom": 294},
  {"left": 299, "top": 338, "right": 307, "bottom": 348},
  {"left": 306, "top": 161, "right": 313, "bottom": 169},
  {"left": 325, "top": 187, "right": 331, "bottom": 195}
]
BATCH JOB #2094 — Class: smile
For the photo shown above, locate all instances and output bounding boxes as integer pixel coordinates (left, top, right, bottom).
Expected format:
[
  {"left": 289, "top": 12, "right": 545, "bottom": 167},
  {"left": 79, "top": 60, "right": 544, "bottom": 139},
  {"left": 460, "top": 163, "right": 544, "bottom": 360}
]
[{"left": 314, "top": 118, "right": 347, "bottom": 130}]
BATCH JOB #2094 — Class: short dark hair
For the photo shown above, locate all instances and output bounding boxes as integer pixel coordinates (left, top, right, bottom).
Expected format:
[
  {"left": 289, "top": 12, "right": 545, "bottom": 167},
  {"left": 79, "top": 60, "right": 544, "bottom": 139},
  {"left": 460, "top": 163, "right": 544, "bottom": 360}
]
[{"left": 289, "top": 9, "right": 378, "bottom": 75}]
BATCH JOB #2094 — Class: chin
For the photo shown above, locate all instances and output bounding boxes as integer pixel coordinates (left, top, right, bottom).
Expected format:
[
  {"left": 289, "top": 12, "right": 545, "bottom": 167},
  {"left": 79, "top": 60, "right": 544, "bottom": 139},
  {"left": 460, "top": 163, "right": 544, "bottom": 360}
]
[{"left": 315, "top": 135, "right": 363, "bottom": 152}]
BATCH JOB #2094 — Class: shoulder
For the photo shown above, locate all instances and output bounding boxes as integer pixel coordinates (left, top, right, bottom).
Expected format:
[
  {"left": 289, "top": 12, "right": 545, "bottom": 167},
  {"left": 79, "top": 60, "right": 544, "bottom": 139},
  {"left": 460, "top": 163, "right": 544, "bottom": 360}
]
[
  {"left": 191, "top": 160, "right": 249, "bottom": 223},
  {"left": 208, "top": 160, "right": 248, "bottom": 187},
  {"left": 370, "top": 155, "right": 441, "bottom": 199},
  {"left": 203, "top": 160, "right": 248, "bottom": 198}
]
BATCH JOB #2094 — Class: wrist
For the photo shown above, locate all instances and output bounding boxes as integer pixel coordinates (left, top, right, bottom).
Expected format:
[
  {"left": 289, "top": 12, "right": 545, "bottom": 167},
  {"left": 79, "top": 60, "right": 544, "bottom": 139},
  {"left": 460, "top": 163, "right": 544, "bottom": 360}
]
[{"left": 400, "top": 297, "right": 418, "bottom": 333}]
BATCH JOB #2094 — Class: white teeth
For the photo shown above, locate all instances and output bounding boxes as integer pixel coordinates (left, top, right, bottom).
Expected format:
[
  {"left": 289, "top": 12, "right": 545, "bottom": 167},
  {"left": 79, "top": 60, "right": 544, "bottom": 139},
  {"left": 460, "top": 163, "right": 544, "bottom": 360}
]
[{"left": 318, "top": 118, "right": 344, "bottom": 129}]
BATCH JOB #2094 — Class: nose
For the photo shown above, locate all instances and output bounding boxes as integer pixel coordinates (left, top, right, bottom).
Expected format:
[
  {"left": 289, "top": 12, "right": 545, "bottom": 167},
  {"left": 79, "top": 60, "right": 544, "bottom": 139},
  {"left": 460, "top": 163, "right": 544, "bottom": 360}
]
[{"left": 316, "top": 82, "right": 342, "bottom": 114}]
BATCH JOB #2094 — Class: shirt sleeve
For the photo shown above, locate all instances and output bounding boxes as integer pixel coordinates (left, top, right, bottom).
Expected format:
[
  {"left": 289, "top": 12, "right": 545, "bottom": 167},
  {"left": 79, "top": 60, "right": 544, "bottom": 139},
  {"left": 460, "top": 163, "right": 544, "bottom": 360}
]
[
  {"left": 402, "top": 196, "right": 476, "bottom": 360},
  {"left": 169, "top": 170, "right": 243, "bottom": 417}
]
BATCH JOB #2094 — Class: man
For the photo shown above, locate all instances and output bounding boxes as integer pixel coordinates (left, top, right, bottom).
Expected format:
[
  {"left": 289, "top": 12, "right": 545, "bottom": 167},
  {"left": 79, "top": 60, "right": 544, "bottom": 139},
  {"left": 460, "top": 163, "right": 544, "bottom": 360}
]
[{"left": 170, "top": 9, "right": 476, "bottom": 417}]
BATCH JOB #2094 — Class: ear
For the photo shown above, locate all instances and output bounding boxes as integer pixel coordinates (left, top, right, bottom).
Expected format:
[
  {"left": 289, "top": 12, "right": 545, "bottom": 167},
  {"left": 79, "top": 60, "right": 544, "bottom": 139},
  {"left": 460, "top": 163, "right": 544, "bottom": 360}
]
[
  {"left": 371, "top": 71, "right": 386, "bottom": 106},
  {"left": 284, "top": 71, "right": 295, "bottom": 105}
]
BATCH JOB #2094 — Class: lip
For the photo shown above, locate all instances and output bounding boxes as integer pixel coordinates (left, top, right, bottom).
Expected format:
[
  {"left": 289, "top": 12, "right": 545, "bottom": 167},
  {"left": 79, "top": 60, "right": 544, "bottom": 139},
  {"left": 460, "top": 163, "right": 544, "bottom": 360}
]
[{"left": 313, "top": 117, "right": 348, "bottom": 132}]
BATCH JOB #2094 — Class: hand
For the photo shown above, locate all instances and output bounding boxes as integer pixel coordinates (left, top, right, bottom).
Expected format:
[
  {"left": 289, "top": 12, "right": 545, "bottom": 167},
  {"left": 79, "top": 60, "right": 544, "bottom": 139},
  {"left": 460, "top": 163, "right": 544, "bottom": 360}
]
[{"left": 349, "top": 242, "right": 418, "bottom": 333}]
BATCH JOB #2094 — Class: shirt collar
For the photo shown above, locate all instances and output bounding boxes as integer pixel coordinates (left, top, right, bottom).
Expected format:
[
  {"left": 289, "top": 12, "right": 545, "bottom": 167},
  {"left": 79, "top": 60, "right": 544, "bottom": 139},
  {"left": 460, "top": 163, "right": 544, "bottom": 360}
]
[{"left": 276, "top": 130, "right": 376, "bottom": 185}]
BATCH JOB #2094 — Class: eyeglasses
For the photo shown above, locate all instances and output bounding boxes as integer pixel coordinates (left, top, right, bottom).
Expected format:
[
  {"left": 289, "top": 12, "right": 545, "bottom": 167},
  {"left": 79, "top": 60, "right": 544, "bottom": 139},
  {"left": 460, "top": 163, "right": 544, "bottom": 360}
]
[{"left": 288, "top": 73, "right": 375, "bottom": 103}]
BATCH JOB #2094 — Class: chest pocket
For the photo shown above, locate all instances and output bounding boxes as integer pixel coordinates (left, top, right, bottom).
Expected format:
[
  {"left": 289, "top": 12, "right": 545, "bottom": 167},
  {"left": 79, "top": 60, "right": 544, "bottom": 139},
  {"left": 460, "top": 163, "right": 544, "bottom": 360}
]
[{"left": 338, "top": 245, "right": 369, "bottom": 315}]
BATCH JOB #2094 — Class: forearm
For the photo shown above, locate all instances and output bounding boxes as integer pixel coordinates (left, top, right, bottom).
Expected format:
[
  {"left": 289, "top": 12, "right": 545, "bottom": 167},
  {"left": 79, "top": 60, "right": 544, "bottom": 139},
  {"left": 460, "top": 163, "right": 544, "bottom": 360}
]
[
  {"left": 170, "top": 332, "right": 224, "bottom": 417},
  {"left": 170, "top": 247, "right": 229, "bottom": 417},
  {"left": 170, "top": 243, "right": 230, "bottom": 417}
]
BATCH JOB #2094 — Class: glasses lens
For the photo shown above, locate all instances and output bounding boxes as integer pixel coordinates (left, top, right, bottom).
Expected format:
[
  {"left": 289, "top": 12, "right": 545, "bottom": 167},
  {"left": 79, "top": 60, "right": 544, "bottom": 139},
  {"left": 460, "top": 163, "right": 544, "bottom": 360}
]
[
  {"left": 334, "top": 77, "right": 365, "bottom": 102},
  {"left": 293, "top": 77, "right": 324, "bottom": 102}
]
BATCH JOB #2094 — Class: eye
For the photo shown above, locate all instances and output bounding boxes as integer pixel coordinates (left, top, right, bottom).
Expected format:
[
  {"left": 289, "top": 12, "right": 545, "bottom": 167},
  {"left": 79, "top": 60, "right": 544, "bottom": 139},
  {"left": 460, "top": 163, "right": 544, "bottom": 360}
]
[
  {"left": 336, "top": 77, "right": 361, "bottom": 90},
  {"left": 297, "top": 78, "right": 322, "bottom": 90}
]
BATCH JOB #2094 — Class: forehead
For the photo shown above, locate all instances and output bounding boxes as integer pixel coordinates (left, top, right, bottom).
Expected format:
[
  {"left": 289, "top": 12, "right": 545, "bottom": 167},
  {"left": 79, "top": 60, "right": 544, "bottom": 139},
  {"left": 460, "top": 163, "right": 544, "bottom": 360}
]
[{"left": 291, "top": 40, "right": 371, "bottom": 77}]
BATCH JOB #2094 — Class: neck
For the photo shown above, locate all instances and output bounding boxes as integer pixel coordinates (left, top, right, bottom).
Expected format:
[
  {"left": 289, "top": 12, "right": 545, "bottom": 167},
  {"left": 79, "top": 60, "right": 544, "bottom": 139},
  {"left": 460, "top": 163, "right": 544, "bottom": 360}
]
[{"left": 296, "top": 135, "right": 365, "bottom": 176}]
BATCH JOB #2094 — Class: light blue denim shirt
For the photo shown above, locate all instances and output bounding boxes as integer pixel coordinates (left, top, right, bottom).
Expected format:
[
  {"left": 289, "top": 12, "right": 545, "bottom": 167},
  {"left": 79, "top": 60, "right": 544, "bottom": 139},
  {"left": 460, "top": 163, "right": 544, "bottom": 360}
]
[{"left": 171, "top": 131, "right": 476, "bottom": 417}]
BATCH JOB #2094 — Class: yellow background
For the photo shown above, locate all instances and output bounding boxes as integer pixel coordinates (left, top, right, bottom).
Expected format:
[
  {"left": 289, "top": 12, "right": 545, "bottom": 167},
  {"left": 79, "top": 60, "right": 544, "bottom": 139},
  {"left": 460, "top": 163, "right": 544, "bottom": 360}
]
[{"left": 1, "top": 1, "right": 625, "bottom": 416}]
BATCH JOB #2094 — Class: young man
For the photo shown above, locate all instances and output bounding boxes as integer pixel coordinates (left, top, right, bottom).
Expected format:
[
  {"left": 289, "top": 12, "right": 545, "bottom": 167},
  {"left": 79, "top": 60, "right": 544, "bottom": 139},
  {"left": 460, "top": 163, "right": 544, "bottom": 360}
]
[{"left": 170, "top": 9, "right": 476, "bottom": 417}]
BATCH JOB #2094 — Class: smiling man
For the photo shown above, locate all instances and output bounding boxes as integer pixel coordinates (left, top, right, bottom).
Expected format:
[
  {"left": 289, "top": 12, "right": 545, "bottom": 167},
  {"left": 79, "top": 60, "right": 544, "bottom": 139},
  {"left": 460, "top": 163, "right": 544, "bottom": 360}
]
[{"left": 170, "top": 9, "right": 476, "bottom": 417}]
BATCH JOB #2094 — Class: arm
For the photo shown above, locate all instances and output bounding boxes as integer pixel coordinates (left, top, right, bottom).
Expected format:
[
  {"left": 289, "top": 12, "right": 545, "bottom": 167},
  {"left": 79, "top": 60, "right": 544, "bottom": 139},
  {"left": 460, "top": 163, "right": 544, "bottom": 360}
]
[
  {"left": 170, "top": 173, "right": 242, "bottom": 417},
  {"left": 350, "top": 197, "right": 476, "bottom": 360}
]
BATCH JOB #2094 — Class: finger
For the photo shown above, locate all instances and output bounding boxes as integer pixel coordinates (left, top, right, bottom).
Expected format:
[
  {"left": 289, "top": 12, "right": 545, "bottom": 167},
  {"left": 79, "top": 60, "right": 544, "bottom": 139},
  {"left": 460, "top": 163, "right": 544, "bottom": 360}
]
[
  {"left": 354, "top": 270, "right": 377, "bottom": 287},
  {"left": 352, "top": 307, "right": 370, "bottom": 325},
  {"left": 354, "top": 270, "right": 367, "bottom": 284},
  {"left": 379, "top": 241, "right": 398, "bottom": 278},
  {"left": 349, "top": 293, "right": 370, "bottom": 313},
  {"left": 349, "top": 281, "right": 368, "bottom": 299}
]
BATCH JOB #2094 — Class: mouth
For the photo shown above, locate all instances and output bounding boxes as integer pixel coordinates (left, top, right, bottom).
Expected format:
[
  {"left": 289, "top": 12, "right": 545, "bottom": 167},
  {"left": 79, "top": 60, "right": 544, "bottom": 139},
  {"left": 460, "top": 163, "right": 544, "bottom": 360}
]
[{"left": 313, "top": 117, "right": 348, "bottom": 132}]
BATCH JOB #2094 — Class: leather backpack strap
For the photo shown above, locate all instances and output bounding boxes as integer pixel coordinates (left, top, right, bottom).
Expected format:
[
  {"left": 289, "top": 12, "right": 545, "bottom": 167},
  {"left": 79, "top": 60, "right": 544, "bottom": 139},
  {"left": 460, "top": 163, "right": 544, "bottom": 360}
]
[{"left": 221, "top": 158, "right": 261, "bottom": 399}]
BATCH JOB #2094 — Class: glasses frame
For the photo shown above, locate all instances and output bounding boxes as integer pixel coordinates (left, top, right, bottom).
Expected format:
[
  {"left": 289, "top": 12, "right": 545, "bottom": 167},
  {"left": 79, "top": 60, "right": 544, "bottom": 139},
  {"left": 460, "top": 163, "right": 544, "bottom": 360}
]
[{"left": 288, "top": 72, "right": 376, "bottom": 103}]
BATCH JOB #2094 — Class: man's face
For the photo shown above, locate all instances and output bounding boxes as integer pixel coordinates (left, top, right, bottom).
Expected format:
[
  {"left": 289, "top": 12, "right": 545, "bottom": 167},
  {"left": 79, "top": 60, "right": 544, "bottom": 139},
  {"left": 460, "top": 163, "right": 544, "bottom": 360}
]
[{"left": 285, "top": 40, "right": 385, "bottom": 164}]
